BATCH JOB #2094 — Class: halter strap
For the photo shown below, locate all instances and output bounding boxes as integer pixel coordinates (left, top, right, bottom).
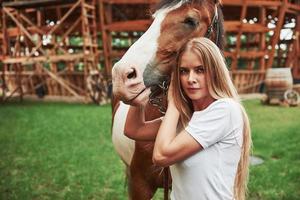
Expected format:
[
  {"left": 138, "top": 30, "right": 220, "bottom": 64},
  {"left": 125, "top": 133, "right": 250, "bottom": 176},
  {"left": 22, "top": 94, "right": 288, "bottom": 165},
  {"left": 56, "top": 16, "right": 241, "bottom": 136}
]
[{"left": 205, "top": 5, "right": 219, "bottom": 44}]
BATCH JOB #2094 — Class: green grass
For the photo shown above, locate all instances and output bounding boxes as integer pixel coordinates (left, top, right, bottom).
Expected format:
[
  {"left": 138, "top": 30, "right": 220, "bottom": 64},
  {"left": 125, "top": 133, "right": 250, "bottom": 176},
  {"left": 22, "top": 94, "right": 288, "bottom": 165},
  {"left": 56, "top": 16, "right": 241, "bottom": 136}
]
[
  {"left": 0, "top": 101, "right": 126, "bottom": 200},
  {"left": 245, "top": 100, "right": 300, "bottom": 200},
  {"left": 0, "top": 99, "right": 299, "bottom": 200}
]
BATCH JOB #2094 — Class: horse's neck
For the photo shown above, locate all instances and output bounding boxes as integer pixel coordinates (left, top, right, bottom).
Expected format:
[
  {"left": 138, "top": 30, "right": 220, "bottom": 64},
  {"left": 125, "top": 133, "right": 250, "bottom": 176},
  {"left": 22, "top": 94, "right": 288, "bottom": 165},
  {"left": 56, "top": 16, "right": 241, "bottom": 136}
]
[
  {"left": 111, "top": 95, "right": 121, "bottom": 123},
  {"left": 144, "top": 102, "right": 165, "bottom": 121}
]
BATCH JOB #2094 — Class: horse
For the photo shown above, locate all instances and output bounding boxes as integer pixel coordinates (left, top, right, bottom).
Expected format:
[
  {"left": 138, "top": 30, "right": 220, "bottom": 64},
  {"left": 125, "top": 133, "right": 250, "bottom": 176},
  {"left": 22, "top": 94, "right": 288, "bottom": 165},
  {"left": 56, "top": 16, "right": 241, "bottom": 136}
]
[{"left": 111, "top": 0, "right": 224, "bottom": 199}]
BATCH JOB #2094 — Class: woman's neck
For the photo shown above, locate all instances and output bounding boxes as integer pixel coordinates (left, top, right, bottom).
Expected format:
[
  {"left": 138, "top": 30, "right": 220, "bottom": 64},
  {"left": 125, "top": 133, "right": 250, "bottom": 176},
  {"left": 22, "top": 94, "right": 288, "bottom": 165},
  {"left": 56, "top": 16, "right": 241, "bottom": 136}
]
[{"left": 192, "top": 96, "right": 216, "bottom": 111}]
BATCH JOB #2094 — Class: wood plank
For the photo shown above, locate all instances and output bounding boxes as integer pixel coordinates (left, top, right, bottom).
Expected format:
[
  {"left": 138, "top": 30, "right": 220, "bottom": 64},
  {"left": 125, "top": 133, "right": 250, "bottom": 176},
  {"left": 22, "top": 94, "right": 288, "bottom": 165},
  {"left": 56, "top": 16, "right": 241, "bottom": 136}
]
[
  {"left": 102, "top": 0, "right": 158, "bottom": 4},
  {"left": 287, "top": 3, "right": 300, "bottom": 12},
  {"left": 224, "top": 21, "right": 270, "bottom": 33},
  {"left": 222, "top": 0, "right": 282, "bottom": 7},
  {"left": 259, "top": 7, "right": 266, "bottom": 70},
  {"left": 3, "top": 53, "right": 85, "bottom": 64},
  {"left": 41, "top": 66, "right": 81, "bottom": 98},
  {"left": 3, "top": 7, "right": 46, "bottom": 55},
  {"left": 7, "top": 26, "right": 51, "bottom": 37},
  {"left": 232, "top": 1, "right": 248, "bottom": 71},
  {"left": 267, "top": 1, "right": 288, "bottom": 68},
  {"left": 239, "top": 51, "right": 266, "bottom": 59},
  {"left": 27, "top": 0, "right": 81, "bottom": 58},
  {"left": 19, "top": 13, "right": 46, "bottom": 35},
  {"left": 2, "top": 0, "right": 77, "bottom": 9}
]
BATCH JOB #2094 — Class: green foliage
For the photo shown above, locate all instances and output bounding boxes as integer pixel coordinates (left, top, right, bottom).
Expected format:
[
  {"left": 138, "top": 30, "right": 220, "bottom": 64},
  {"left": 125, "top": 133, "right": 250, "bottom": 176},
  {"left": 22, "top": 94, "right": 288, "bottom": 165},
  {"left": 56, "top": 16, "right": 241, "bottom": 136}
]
[{"left": 0, "top": 100, "right": 299, "bottom": 199}]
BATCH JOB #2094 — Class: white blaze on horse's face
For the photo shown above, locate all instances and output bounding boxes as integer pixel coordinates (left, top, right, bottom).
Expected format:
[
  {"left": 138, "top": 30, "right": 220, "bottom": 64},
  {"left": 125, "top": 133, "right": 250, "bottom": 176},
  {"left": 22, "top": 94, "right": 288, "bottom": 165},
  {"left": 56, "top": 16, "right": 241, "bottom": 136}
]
[{"left": 112, "top": 3, "right": 183, "bottom": 105}]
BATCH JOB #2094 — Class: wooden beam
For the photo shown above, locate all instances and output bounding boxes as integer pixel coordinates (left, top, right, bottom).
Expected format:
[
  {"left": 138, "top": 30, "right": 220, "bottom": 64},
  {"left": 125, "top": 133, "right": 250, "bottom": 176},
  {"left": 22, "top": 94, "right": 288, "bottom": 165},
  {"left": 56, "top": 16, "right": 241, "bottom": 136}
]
[
  {"left": 224, "top": 51, "right": 266, "bottom": 59},
  {"left": 3, "top": 53, "right": 85, "bottom": 65},
  {"left": 3, "top": 7, "right": 46, "bottom": 55},
  {"left": 1, "top": 9, "right": 7, "bottom": 100},
  {"left": 222, "top": 0, "right": 282, "bottom": 7},
  {"left": 267, "top": 0, "right": 288, "bottom": 68},
  {"left": 287, "top": 3, "right": 300, "bottom": 12},
  {"left": 232, "top": 0, "right": 248, "bottom": 71},
  {"left": 239, "top": 51, "right": 266, "bottom": 59},
  {"left": 224, "top": 21, "right": 271, "bottom": 33},
  {"left": 2, "top": 8, "right": 8, "bottom": 57},
  {"left": 2, "top": 0, "right": 77, "bottom": 9},
  {"left": 41, "top": 65, "right": 81, "bottom": 98},
  {"left": 19, "top": 13, "right": 46, "bottom": 35},
  {"left": 102, "top": 0, "right": 158, "bottom": 4},
  {"left": 259, "top": 7, "right": 266, "bottom": 70},
  {"left": 52, "top": 17, "right": 81, "bottom": 52},
  {"left": 99, "top": 0, "right": 112, "bottom": 77},
  {"left": 27, "top": 0, "right": 81, "bottom": 58}
]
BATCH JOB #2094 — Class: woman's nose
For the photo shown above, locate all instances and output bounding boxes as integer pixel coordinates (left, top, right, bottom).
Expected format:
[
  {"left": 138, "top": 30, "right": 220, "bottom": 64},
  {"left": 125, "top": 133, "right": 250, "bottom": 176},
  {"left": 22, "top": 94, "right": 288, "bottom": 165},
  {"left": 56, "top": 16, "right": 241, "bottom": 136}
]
[{"left": 188, "top": 72, "right": 196, "bottom": 83}]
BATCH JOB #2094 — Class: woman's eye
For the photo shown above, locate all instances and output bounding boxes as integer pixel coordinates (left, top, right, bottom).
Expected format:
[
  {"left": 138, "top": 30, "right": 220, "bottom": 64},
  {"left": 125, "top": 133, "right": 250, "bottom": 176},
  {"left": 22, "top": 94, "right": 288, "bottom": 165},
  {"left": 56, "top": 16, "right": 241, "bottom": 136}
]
[
  {"left": 179, "top": 69, "right": 188, "bottom": 74},
  {"left": 195, "top": 67, "right": 205, "bottom": 74}
]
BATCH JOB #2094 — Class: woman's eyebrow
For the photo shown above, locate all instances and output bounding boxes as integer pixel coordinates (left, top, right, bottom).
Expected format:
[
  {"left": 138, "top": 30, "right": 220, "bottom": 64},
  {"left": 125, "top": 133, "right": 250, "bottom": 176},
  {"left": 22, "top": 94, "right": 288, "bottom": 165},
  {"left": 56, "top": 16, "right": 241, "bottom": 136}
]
[
  {"left": 194, "top": 65, "right": 204, "bottom": 69},
  {"left": 179, "top": 66, "right": 189, "bottom": 69}
]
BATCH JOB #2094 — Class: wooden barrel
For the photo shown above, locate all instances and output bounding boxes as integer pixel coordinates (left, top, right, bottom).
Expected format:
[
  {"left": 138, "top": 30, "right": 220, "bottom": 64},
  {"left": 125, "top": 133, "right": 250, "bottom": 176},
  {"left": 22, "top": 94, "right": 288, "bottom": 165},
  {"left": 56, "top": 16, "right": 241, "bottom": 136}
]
[{"left": 265, "top": 68, "right": 293, "bottom": 100}]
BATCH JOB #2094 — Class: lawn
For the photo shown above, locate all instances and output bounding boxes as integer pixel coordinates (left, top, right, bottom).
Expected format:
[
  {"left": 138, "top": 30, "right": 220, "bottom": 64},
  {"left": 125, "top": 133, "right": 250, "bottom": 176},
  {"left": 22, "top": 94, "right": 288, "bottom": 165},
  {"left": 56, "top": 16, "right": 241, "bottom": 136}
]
[{"left": 0, "top": 99, "right": 299, "bottom": 200}]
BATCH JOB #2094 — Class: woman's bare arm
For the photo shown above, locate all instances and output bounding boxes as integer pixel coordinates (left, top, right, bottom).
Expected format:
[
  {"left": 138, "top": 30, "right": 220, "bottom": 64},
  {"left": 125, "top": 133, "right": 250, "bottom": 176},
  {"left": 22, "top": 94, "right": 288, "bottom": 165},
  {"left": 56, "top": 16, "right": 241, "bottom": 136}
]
[
  {"left": 152, "top": 103, "right": 202, "bottom": 167},
  {"left": 124, "top": 105, "right": 162, "bottom": 141}
]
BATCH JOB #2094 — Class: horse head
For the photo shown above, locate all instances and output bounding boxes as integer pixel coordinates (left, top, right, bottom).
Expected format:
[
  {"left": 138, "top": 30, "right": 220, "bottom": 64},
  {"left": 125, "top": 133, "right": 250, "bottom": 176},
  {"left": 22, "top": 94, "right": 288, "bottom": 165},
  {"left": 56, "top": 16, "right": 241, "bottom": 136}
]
[{"left": 112, "top": 0, "right": 224, "bottom": 106}]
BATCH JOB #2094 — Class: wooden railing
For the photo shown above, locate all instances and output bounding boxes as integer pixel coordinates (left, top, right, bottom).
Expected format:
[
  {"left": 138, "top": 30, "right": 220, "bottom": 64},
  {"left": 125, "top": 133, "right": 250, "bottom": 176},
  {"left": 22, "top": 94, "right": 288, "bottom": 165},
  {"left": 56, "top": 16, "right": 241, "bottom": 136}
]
[
  {"left": 1, "top": 71, "right": 86, "bottom": 97},
  {"left": 231, "top": 70, "right": 266, "bottom": 93},
  {"left": 1, "top": 70, "right": 266, "bottom": 98}
]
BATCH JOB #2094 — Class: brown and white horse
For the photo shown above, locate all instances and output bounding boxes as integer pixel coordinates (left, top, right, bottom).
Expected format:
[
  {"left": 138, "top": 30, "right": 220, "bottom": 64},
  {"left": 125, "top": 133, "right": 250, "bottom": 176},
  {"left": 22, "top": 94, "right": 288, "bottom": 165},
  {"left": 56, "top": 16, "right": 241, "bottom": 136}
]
[{"left": 112, "top": 0, "right": 224, "bottom": 199}]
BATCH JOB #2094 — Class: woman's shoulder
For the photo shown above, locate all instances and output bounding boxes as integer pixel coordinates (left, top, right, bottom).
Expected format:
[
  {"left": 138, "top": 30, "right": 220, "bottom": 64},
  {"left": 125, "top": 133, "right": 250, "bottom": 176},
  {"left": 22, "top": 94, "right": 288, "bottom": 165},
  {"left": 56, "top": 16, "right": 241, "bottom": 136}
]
[
  {"left": 207, "top": 98, "right": 240, "bottom": 111},
  {"left": 198, "top": 98, "right": 242, "bottom": 120},
  {"left": 214, "top": 98, "right": 243, "bottom": 123},
  {"left": 215, "top": 98, "right": 242, "bottom": 113},
  {"left": 193, "top": 98, "right": 242, "bottom": 119},
  {"left": 215, "top": 98, "right": 240, "bottom": 107},
  {"left": 193, "top": 98, "right": 235, "bottom": 117}
]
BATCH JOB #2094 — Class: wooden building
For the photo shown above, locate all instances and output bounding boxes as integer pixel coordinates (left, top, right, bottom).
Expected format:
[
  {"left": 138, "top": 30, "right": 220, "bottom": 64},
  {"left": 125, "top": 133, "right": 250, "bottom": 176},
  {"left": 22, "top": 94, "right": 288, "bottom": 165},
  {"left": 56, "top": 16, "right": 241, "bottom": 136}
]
[
  {"left": 1, "top": 0, "right": 105, "bottom": 103},
  {"left": 1, "top": 0, "right": 300, "bottom": 102}
]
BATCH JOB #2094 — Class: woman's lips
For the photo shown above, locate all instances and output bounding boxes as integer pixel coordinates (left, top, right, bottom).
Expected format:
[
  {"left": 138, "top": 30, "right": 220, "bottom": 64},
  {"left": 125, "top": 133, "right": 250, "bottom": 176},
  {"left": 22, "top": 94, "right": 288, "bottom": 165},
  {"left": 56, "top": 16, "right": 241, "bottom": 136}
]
[{"left": 187, "top": 88, "right": 200, "bottom": 91}]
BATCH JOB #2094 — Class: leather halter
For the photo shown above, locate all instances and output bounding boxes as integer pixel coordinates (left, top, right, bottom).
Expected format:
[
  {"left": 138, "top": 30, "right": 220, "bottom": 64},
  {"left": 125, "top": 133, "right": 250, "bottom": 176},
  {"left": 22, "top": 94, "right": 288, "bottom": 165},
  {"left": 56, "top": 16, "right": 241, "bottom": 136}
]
[
  {"left": 149, "top": 77, "right": 170, "bottom": 114},
  {"left": 205, "top": 5, "right": 219, "bottom": 44}
]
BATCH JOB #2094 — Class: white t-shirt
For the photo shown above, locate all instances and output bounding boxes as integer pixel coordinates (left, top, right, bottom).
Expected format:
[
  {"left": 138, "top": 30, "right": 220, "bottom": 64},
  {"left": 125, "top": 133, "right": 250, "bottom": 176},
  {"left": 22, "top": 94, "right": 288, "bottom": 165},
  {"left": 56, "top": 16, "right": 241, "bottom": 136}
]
[{"left": 170, "top": 98, "right": 244, "bottom": 200}]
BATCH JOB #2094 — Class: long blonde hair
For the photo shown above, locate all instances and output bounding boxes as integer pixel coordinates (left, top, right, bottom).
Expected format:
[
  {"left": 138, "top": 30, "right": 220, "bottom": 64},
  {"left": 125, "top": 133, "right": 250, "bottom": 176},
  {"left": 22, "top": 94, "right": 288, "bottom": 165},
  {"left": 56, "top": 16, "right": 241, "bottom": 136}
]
[{"left": 172, "top": 37, "right": 252, "bottom": 200}]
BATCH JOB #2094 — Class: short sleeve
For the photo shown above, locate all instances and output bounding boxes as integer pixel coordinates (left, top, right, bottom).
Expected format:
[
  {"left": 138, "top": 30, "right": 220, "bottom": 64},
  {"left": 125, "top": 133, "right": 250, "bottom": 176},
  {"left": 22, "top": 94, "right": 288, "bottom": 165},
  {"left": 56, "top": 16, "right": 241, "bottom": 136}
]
[{"left": 185, "top": 101, "right": 231, "bottom": 149}]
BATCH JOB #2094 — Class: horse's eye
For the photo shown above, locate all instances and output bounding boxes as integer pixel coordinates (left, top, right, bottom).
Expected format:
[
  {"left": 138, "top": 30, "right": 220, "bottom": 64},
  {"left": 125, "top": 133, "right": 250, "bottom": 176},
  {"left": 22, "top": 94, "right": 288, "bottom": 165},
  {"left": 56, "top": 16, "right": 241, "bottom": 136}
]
[{"left": 183, "top": 17, "right": 198, "bottom": 28}]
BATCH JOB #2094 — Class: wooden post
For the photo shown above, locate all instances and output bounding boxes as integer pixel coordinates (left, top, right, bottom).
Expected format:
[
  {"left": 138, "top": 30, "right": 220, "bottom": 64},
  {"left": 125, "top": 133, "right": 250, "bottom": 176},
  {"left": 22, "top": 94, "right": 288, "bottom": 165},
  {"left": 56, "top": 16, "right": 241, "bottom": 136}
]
[
  {"left": 233, "top": 0, "right": 248, "bottom": 71},
  {"left": 16, "top": 11, "right": 23, "bottom": 101},
  {"left": 290, "top": 15, "right": 300, "bottom": 79},
  {"left": 26, "top": 0, "right": 81, "bottom": 58},
  {"left": 1, "top": 9, "right": 7, "bottom": 101},
  {"left": 259, "top": 7, "right": 266, "bottom": 70},
  {"left": 267, "top": 0, "right": 288, "bottom": 68},
  {"left": 81, "top": 0, "right": 88, "bottom": 101},
  {"left": 99, "top": 0, "right": 113, "bottom": 77}
]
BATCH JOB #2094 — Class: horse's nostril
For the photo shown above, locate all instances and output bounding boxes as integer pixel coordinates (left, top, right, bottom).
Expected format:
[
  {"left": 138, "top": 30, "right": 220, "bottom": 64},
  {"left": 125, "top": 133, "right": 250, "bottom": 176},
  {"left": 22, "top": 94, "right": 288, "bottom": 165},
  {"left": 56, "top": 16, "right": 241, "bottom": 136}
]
[{"left": 127, "top": 68, "right": 137, "bottom": 79}]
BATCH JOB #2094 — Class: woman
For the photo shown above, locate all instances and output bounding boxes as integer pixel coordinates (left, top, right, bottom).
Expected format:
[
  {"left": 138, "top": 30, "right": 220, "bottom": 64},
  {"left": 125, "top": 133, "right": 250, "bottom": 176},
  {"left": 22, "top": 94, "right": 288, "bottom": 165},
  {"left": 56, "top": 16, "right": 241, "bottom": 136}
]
[{"left": 125, "top": 37, "right": 251, "bottom": 200}]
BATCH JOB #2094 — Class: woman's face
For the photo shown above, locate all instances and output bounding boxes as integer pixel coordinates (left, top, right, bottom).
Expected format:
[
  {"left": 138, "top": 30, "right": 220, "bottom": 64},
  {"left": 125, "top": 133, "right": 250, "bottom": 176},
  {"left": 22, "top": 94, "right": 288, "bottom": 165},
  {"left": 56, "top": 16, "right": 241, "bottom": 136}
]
[{"left": 179, "top": 50, "right": 212, "bottom": 106}]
